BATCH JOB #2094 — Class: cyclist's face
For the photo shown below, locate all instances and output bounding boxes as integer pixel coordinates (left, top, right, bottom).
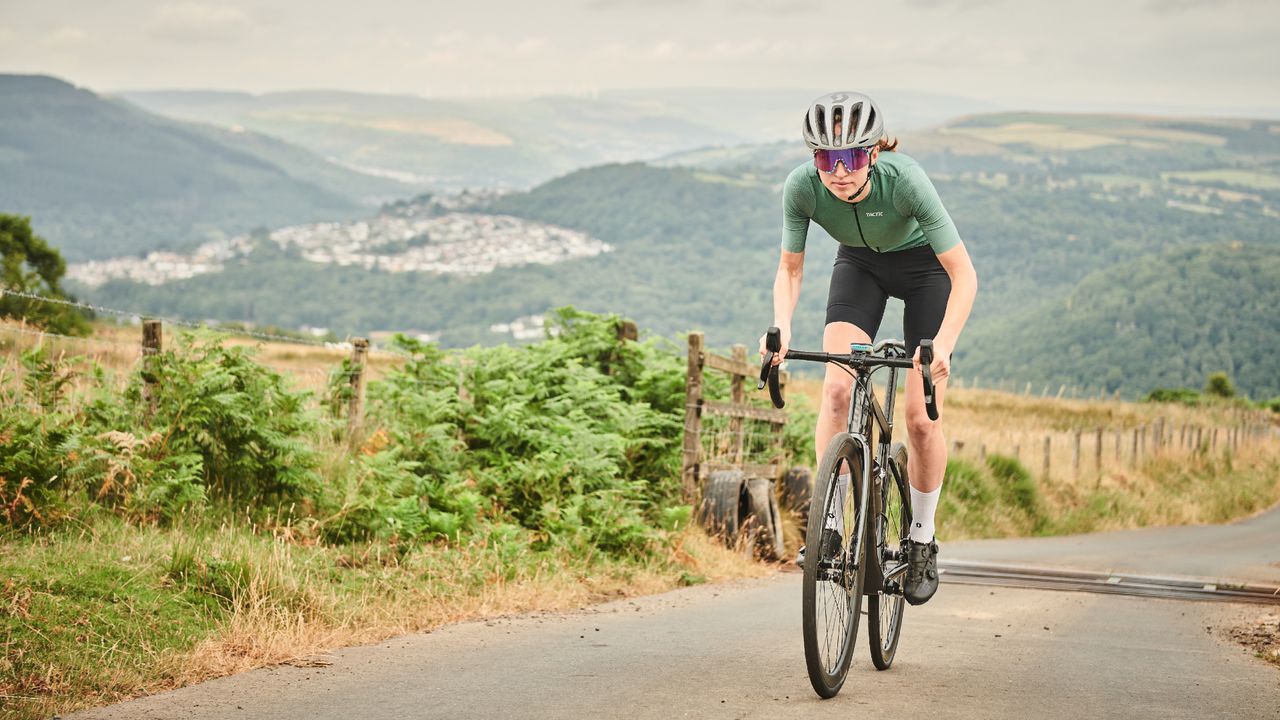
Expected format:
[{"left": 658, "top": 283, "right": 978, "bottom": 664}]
[{"left": 819, "top": 146, "right": 878, "bottom": 200}]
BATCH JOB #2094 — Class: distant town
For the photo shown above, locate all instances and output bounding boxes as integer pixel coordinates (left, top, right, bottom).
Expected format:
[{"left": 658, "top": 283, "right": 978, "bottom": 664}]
[{"left": 67, "top": 193, "right": 612, "bottom": 288}]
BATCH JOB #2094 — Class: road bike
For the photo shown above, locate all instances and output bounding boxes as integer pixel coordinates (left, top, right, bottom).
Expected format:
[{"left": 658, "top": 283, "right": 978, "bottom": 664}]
[{"left": 758, "top": 327, "right": 938, "bottom": 698}]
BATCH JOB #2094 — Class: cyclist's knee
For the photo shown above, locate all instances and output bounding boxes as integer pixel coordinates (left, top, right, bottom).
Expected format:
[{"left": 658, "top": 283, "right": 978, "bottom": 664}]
[
  {"left": 821, "top": 377, "right": 853, "bottom": 416},
  {"left": 905, "top": 406, "right": 940, "bottom": 440}
]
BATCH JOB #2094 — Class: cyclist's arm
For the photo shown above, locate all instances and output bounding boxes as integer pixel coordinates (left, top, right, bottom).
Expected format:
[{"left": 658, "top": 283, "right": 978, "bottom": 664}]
[
  {"left": 773, "top": 250, "right": 805, "bottom": 343},
  {"left": 772, "top": 166, "right": 816, "bottom": 358},
  {"left": 933, "top": 241, "right": 977, "bottom": 355}
]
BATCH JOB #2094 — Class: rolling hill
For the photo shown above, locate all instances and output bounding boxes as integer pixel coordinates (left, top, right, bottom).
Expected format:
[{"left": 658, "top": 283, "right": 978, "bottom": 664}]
[
  {"left": 0, "top": 75, "right": 412, "bottom": 261},
  {"left": 116, "top": 87, "right": 998, "bottom": 192},
  {"left": 56, "top": 109, "right": 1280, "bottom": 399}
]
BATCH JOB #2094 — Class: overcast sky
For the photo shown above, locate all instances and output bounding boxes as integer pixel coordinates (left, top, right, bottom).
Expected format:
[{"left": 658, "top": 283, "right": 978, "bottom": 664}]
[{"left": 2, "top": 0, "right": 1278, "bottom": 115}]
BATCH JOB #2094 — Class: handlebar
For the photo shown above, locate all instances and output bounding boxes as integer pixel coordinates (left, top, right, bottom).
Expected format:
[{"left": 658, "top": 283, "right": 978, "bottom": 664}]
[
  {"left": 919, "top": 339, "right": 939, "bottom": 421},
  {"left": 757, "top": 326, "right": 940, "bottom": 421},
  {"left": 757, "top": 327, "right": 786, "bottom": 408}
]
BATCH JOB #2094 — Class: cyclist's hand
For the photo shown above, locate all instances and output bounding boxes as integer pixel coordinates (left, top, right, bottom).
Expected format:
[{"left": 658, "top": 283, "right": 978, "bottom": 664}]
[
  {"left": 759, "top": 326, "right": 790, "bottom": 366},
  {"left": 912, "top": 340, "right": 951, "bottom": 382}
]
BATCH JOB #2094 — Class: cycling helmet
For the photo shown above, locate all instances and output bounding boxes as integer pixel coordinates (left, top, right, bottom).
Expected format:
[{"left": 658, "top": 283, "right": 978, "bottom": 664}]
[{"left": 802, "top": 92, "right": 884, "bottom": 150}]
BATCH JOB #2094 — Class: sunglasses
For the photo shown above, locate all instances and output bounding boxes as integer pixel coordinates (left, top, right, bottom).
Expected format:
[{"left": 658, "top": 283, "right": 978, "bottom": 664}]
[{"left": 813, "top": 147, "right": 871, "bottom": 174}]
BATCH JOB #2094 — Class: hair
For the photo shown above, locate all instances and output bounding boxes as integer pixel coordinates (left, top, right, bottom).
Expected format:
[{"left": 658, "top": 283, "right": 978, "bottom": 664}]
[{"left": 876, "top": 136, "right": 899, "bottom": 152}]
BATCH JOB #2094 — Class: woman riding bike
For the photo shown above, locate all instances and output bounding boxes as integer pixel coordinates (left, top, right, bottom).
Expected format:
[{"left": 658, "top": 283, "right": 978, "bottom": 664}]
[{"left": 761, "top": 91, "right": 978, "bottom": 605}]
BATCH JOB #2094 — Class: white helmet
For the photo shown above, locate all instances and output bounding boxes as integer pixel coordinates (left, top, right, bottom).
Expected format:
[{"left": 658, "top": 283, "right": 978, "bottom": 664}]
[{"left": 802, "top": 92, "right": 884, "bottom": 150}]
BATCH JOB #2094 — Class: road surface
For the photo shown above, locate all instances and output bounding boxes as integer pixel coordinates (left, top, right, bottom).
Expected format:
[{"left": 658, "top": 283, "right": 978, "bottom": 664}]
[{"left": 71, "top": 507, "right": 1280, "bottom": 720}]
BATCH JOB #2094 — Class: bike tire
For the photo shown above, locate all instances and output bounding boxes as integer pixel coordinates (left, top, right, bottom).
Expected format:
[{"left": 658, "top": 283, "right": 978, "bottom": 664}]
[
  {"left": 868, "top": 441, "right": 910, "bottom": 670},
  {"left": 801, "top": 432, "right": 868, "bottom": 698}
]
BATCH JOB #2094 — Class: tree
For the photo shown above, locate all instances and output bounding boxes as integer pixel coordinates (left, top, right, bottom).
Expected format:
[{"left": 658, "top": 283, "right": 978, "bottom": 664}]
[
  {"left": 1204, "top": 371, "right": 1236, "bottom": 399},
  {"left": 0, "top": 214, "right": 90, "bottom": 335}
]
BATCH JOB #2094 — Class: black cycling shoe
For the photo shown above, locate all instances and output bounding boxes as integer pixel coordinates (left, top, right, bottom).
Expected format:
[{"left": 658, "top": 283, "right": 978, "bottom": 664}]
[
  {"left": 794, "top": 528, "right": 844, "bottom": 566},
  {"left": 903, "top": 538, "right": 940, "bottom": 606}
]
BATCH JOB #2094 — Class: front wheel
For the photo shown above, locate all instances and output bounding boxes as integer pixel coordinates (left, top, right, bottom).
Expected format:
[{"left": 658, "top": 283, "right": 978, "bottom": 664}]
[
  {"left": 801, "top": 432, "right": 868, "bottom": 698},
  {"left": 868, "top": 442, "right": 910, "bottom": 670}
]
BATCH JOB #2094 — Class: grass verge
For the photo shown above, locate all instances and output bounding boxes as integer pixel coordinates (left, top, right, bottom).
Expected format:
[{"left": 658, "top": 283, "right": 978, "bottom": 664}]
[{"left": 0, "top": 517, "right": 763, "bottom": 720}]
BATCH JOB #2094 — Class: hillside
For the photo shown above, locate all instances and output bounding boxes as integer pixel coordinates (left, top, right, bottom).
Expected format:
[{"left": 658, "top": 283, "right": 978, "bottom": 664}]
[
  {"left": 962, "top": 242, "right": 1280, "bottom": 398},
  {"left": 117, "top": 87, "right": 997, "bottom": 191},
  {"left": 0, "top": 75, "right": 410, "bottom": 260},
  {"left": 72, "top": 111, "right": 1280, "bottom": 399}
]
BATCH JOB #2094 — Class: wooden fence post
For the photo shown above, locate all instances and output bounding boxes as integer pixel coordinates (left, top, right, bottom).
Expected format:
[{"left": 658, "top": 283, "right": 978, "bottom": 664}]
[
  {"left": 1094, "top": 427, "right": 1103, "bottom": 475},
  {"left": 1154, "top": 417, "right": 1164, "bottom": 452},
  {"left": 1211, "top": 428, "right": 1219, "bottom": 451},
  {"left": 141, "top": 319, "right": 163, "bottom": 417},
  {"left": 729, "top": 344, "right": 747, "bottom": 466},
  {"left": 681, "top": 333, "right": 705, "bottom": 504},
  {"left": 1131, "top": 427, "right": 1139, "bottom": 464},
  {"left": 1072, "top": 429, "right": 1081, "bottom": 480},
  {"left": 979, "top": 444, "right": 987, "bottom": 462},
  {"left": 1042, "top": 435, "right": 1051, "bottom": 482},
  {"left": 346, "top": 338, "right": 369, "bottom": 440},
  {"left": 1115, "top": 430, "right": 1122, "bottom": 462}
]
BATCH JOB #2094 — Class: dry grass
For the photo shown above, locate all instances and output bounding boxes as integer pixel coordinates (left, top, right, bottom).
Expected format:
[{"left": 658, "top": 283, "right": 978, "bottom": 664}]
[
  {"left": 0, "top": 319, "right": 403, "bottom": 396},
  {"left": 2, "top": 520, "right": 764, "bottom": 720},
  {"left": 175, "top": 526, "right": 766, "bottom": 708},
  {"left": 787, "top": 377, "right": 1280, "bottom": 536}
]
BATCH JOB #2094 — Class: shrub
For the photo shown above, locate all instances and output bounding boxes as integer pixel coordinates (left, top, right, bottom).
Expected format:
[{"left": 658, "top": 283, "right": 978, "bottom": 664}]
[
  {"left": 1145, "top": 387, "right": 1201, "bottom": 405},
  {"left": 89, "top": 333, "right": 320, "bottom": 508},
  {"left": 1204, "top": 372, "right": 1236, "bottom": 398},
  {"left": 987, "top": 453, "right": 1041, "bottom": 518}
]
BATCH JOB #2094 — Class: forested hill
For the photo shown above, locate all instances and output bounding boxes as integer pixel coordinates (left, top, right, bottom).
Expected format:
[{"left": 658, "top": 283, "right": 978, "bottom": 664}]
[
  {"left": 78, "top": 111, "right": 1280, "bottom": 399},
  {"left": 0, "top": 75, "right": 409, "bottom": 260},
  {"left": 961, "top": 242, "right": 1280, "bottom": 398},
  {"left": 85, "top": 163, "right": 785, "bottom": 347}
]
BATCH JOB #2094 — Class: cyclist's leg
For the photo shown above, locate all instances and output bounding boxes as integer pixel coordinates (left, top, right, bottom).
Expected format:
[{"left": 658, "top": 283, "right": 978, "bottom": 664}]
[
  {"left": 820, "top": 248, "right": 888, "bottom": 467},
  {"left": 818, "top": 250, "right": 886, "bottom": 535},
  {"left": 901, "top": 261, "right": 951, "bottom": 500}
]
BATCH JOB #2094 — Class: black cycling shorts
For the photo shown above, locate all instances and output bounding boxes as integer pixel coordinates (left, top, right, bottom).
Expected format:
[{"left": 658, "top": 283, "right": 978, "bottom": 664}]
[{"left": 825, "top": 244, "right": 951, "bottom": 357}]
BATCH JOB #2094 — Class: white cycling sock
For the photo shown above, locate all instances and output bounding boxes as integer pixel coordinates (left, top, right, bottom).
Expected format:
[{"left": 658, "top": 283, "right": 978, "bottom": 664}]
[
  {"left": 909, "top": 484, "right": 941, "bottom": 543},
  {"left": 824, "top": 473, "right": 851, "bottom": 532}
]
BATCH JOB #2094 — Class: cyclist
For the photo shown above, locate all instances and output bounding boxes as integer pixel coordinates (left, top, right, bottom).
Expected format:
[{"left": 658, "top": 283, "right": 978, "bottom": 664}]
[{"left": 761, "top": 91, "right": 977, "bottom": 606}]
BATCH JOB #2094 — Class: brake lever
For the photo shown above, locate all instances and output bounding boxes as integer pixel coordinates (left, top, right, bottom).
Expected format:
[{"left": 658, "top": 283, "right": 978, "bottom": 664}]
[
  {"left": 919, "top": 339, "right": 939, "bottom": 421},
  {"left": 759, "top": 327, "right": 786, "bottom": 409}
]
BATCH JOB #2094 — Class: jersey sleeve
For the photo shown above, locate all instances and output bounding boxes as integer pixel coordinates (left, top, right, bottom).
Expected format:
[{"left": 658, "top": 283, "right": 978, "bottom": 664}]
[
  {"left": 894, "top": 164, "right": 961, "bottom": 254},
  {"left": 781, "top": 165, "right": 816, "bottom": 253}
]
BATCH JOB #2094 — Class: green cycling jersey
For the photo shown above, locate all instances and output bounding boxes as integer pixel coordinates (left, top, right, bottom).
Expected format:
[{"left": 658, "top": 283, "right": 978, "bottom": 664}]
[{"left": 782, "top": 151, "right": 961, "bottom": 255}]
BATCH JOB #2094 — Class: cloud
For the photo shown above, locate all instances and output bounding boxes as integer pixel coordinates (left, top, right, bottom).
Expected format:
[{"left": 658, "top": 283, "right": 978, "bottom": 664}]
[
  {"left": 44, "top": 27, "right": 87, "bottom": 47},
  {"left": 148, "top": 2, "right": 253, "bottom": 43}
]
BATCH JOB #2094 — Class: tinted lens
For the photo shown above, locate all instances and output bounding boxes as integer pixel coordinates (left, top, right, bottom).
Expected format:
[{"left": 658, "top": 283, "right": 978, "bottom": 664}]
[{"left": 814, "top": 148, "right": 869, "bottom": 173}]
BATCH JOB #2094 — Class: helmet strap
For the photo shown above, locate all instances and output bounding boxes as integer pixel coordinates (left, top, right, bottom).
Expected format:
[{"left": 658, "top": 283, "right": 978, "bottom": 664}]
[{"left": 846, "top": 161, "right": 876, "bottom": 202}]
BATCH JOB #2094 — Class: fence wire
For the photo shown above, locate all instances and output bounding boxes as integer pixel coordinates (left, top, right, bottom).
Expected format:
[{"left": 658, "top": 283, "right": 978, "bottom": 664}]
[{"left": 0, "top": 288, "right": 411, "bottom": 359}]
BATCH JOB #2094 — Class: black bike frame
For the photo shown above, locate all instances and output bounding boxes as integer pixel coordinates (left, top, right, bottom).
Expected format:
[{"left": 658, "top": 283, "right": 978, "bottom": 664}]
[{"left": 846, "top": 364, "right": 913, "bottom": 596}]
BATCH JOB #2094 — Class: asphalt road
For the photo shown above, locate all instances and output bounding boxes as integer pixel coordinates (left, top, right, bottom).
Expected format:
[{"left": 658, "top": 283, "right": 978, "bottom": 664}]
[
  {"left": 71, "top": 507, "right": 1280, "bottom": 720},
  {"left": 945, "top": 503, "right": 1280, "bottom": 585}
]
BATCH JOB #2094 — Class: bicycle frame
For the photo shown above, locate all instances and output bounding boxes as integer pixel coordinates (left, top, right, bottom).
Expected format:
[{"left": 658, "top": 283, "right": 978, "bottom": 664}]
[{"left": 844, "top": 365, "right": 914, "bottom": 596}]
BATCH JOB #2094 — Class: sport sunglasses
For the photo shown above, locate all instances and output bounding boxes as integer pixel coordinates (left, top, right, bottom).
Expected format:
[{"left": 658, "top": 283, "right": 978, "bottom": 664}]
[{"left": 813, "top": 147, "right": 871, "bottom": 174}]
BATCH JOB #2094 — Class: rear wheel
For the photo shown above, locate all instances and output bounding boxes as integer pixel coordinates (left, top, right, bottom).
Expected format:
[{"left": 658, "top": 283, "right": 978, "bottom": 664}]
[
  {"left": 801, "top": 432, "right": 867, "bottom": 698},
  {"left": 868, "top": 442, "right": 909, "bottom": 670}
]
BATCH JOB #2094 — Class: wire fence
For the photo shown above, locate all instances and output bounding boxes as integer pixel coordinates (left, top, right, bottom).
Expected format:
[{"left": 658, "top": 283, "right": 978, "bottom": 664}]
[
  {"left": 0, "top": 289, "right": 414, "bottom": 432},
  {"left": 0, "top": 287, "right": 412, "bottom": 358}
]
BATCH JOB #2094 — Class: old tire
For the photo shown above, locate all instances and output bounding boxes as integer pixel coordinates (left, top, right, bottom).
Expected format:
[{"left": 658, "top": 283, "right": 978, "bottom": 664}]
[
  {"left": 782, "top": 466, "right": 813, "bottom": 516},
  {"left": 698, "top": 469, "right": 746, "bottom": 540},
  {"left": 744, "top": 477, "right": 786, "bottom": 561}
]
